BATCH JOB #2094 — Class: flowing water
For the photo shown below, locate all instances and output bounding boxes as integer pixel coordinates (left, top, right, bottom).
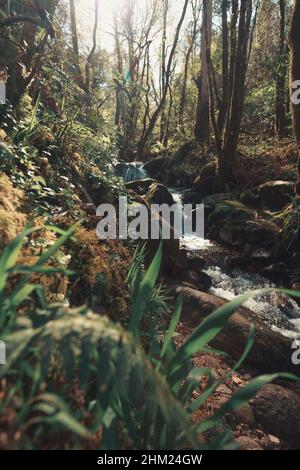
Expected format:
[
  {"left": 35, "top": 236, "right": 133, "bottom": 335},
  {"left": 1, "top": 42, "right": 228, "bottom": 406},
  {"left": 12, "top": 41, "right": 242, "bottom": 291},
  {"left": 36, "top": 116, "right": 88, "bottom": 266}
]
[
  {"left": 115, "top": 161, "right": 148, "bottom": 183},
  {"left": 116, "top": 162, "right": 300, "bottom": 340}
]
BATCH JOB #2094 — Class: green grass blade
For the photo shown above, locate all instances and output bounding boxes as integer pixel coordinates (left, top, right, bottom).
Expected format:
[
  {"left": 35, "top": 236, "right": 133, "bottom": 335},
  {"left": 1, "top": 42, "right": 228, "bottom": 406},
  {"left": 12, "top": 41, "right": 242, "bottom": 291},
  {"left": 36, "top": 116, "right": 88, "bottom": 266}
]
[{"left": 129, "top": 242, "right": 162, "bottom": 340}]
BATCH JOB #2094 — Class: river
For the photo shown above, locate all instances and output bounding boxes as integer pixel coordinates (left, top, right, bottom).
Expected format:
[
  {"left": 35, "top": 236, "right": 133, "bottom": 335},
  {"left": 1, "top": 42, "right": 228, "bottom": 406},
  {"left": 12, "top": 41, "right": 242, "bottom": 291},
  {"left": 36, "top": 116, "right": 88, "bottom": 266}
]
[{"left": 116, "top": 161, "right": 300, "bottom": 340}]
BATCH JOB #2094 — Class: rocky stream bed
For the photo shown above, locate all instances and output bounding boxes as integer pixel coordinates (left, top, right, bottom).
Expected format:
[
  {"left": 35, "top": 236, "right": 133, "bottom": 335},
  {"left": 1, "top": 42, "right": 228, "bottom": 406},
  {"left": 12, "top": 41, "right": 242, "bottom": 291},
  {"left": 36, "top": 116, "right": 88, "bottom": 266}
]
[{"left": 115, "top": 160, "right": 300, "bottom": 450}]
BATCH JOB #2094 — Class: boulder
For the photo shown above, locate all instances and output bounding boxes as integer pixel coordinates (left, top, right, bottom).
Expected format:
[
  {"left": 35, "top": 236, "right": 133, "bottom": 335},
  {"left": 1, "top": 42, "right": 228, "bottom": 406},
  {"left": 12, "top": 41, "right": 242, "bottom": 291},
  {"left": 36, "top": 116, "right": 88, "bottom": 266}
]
[
  {"left": 208, "top": 200, "right": 254, "bottom": 225},
  {"left": 224, "top": 255, "right": 258, "bottom": 272},
  {"left": 249, "top": 249, "right": 273, "bottom": 266},
  {"left": 185, "top": 254, "right": 207, "bottom": 272},
  {"left": 176, "top": 270, "right": 212, "bottom": 292},
  {"left": 145, "top": 182, "right": 174, "bottom": 206},
  {"left": 258, "top": 181, "right": 295, "bottom": 208},
  {"left": 232, "top": 404, "right": 255, "bottom": 426},
  {"left": 192, "top": 162, "right": 217, "bottom": 200},
  {"left": 126, "top": 178, "right": 157, "bottom": 194},
  {"left": 235, "top": 436, "right": 263, "bottom": 450},
  {"left": 239, "top": 189, "right": 260, "bottom": 207},
  {"left": 203, "top": 197, "right": 280, "bottom": 249},
  {"left": 252, "top": 384, "right": 300, "bottom": 447},
  {"left": 218, "top": 220, "right": 279, "bottom": 249},
  {"left": 143, "top": 157, "right": 167, "bottom": 180},
  {"left": 261, "top": 263, "right": 290, "bottom": 281},
  {"left": 135, "top": 196, "right": 186, "bottom": 276},
  {"left": 176, "top": 287, "right": 300, "bottom": 374},
  {"left": 147, "top": 236, "right": 186, "bottom": 278},
  {"left": 183, "top": 190, "right": 203, "bottom": 205}
]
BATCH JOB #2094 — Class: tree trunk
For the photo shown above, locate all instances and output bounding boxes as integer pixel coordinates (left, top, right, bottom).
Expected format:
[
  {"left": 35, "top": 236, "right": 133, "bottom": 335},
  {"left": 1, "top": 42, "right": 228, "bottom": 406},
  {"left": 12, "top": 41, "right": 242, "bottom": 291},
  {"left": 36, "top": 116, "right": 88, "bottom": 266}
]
[
  {"left": 85, "top": 0, "right": 99, "bottom": 101},
  {"left": 159, "top": 0, "right": 169, "bottom": 144},
  {"left": 113, "top": 15, "right": 123, "bottom": 129},
  {"left": 217, "top": 0, "right": 229, "bottom": 136},
  {"left": 275, "top": 0, "right": 287, "bottom": 138},
  {"left": 179, "top": 40, "right": 193, "bottom": 126},
  {"left": 194, "top": 0, "right": 212, "bottom": 145},
  {"left": 217, "top": 0, "right": 253, "bottom": 188},
  {"left": 290, "top": 0, "right": 300, "bottom": 196},
  {"left": 69, "top": 0, "right": 80, "bottom": 64},
  {"left": 69, "top": 0, "right": 86, "bottom": 91}
]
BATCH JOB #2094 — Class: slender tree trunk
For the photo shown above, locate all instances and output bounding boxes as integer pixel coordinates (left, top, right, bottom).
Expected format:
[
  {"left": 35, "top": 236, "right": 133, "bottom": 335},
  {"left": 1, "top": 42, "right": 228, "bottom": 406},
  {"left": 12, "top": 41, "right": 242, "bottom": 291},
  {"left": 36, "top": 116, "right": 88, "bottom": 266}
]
[
  {"left": 160, "top": 0, "right": 169, "bottom": 144},
  {"left": 69, "top": 0, "right": 85, "bottom": 90},
  {"left": 227, "top": 0, "right": 239, "bottom": 120},
  {"left": 179, "top": 40, "right": 193, "bottom": 126},
  {"left": 70, "top": 0, "right": 79, "bottom": 64},
  {"left": 290, "top": 0, "right": 300, "bottom": 195},
  {"left": 218, "top": 0, "right": 229, "bottom": 136},
  {"left": 275, "top": 0, "right": 287, "bottom": 137},
  {"left": 179, "top": 0, "right": 200, "bottom": 128},
  {"left": 114, "top": 15, "right": 123, "bottom": 129},
  {"left": 218, "top": 0, "right": 252, "bottom": 188},
  {"left": 85, "top": 0, "right": 99, "bottom": 100},
  {"left": 194, "top": 0, "right": 212, "bottom": 145}
]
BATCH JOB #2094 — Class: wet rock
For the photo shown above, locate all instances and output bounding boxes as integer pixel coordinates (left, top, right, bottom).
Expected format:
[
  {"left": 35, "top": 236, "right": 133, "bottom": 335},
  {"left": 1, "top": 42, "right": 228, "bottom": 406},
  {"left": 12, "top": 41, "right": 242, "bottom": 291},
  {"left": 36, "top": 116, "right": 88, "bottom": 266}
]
[
  {"left": 203, "top": 196, "right": 281, "bottom": 249},
  {"left": 183, "top": 190, "right": 204, "bottom": 205},
  {"left": 145, "top": 182, "right": 175, "bottom": 206},
  {"left": 218, "top": 220, "right": 279, "bottom": 249},
  {"left": 209, "top": 200, "right": 255, "bottom": 225},
  {"left": 239, "top": 189, "right": 260, "bottom": 207},
  {"left": 224, "top": 255, "right": 258, "bottom": 273},
  {"left": 252, "top": 384, "right": 300, "bottom": 448},
  {"left": 176, "top": 287, "right": 300, "bottom": 374},
  {"left": 258, "top": 180, "right": 295, "bottom": 208},
  {"left": 143, "top": 157, "right": 167, "bottom": 180},
  {"left": 179, "top": 270, "right": 212, "bottom": 292},
  {"left": 232, "top": 404, "right": 255, "bottom": 426},
  {"left": 186, "top": 254, "right": 207, "bottom": 271},
  {"left": 203, "top": 193, "right": 235, "bottom": 206},
  {"left": 193, "top": 177, "right": 216, "bottom": 201},
  {"left": 126, "top": 178, "right": 157, "bottom": 194},
  {"left": 235, "top": 436, "right": 263, "bottom": 450},
  {"left": 192, "top": 162, "right": 217, "bottom": 199},
  {"left": 249, "top": 249, "right": 273, "bottom": 266},
  {"left": 261, "top": 263, "right": 289, "bottom": 281},
  {"left": 146, "top": 211, "right": 186, "bottom": 277}
]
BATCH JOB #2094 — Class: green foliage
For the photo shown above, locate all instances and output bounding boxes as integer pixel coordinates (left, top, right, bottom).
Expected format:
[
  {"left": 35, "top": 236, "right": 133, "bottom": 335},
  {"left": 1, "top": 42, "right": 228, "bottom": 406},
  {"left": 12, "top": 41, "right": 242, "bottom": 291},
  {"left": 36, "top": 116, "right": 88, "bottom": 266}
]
[{"left": 0, "top": 234, "right": 298, "bottom": 450}]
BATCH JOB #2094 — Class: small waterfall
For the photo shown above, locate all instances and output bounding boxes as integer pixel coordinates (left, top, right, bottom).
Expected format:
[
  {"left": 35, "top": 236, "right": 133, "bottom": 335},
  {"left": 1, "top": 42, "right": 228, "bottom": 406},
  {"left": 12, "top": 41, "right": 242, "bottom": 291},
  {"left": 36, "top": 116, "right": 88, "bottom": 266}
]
[
  {"left": 205, "top": 266, "right": 300, "bottom": 339},
  {"left": 115, "top": 162, "right": 148, "bottom": 183},
  {"left": 172, "top": 188, "right": 300, "bottom": 339}
]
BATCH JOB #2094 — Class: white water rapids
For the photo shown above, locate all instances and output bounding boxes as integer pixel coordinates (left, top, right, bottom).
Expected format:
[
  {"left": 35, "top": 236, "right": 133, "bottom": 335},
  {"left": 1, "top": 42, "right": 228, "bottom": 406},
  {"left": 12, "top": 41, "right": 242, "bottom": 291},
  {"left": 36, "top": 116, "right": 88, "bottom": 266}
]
[{"left": 116, "top": 162, "right": 300, "bottom": 339}]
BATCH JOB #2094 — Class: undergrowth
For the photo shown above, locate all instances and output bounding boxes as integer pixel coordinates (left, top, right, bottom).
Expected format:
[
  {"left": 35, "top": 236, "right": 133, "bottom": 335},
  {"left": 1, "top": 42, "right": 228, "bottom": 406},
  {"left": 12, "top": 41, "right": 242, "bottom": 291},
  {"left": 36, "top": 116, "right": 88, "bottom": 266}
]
[{"left": 0, "top": 230, "right": 298, "bottom": 450}]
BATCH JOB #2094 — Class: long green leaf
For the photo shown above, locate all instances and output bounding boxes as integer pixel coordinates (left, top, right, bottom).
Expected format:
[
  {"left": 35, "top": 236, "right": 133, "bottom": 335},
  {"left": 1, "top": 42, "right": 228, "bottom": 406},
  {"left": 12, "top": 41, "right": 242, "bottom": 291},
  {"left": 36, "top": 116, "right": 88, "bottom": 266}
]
[
  {"left": 160, "top": 293, "right": 183, "bottom": 361},
  {"left": 129, "top": 242, "right": 162, "bottom": 339}
]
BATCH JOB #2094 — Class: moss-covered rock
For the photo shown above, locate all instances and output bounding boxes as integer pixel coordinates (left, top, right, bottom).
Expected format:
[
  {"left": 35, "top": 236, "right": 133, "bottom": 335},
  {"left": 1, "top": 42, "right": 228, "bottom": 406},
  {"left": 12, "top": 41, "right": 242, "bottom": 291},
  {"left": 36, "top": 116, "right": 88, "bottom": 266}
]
[{"left": 0, "top": 173, "right": 26, "bottom": 250}]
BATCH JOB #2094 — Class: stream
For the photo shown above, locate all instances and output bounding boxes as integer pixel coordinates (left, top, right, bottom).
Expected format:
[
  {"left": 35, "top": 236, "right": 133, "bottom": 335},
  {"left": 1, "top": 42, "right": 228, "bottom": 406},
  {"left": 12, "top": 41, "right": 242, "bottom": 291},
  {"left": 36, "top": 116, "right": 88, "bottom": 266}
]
[{"left": 116, "top": 161, "right": 300, "bottom": 340}]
